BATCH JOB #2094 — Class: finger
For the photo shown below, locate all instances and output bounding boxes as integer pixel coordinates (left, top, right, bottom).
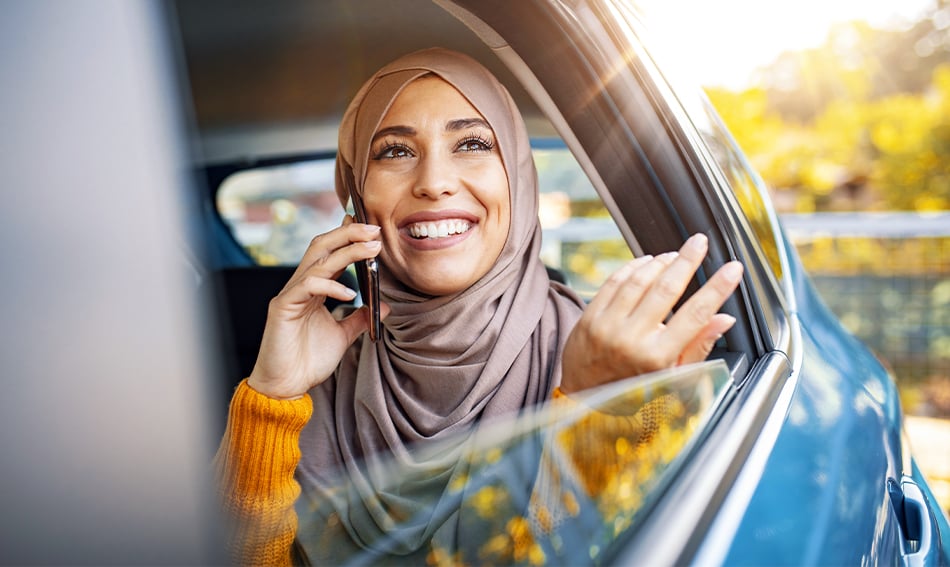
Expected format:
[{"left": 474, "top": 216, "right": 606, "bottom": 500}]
[
  {"left": 293, "top": 222, "right": 381, "bottom": 279},
  {"left": 664, "top": 261, "right": 744, "bottom": 346},
  {"left": 337, "top": 301, "right": 392, "bottom": 345},
  {"left": 273, "top": 274, "right": 358, "bottom": 312},
  {"left": 585, "top": 254, "right": 655, "bottom": 317},
  {"left": 336, "top": 306, "right": 371, "bottom": 345},
  {"left": 630, "top": 233, "right": 709, "bottom": 327},
  {"left": 604, "top": 252, "right": 680, "bottom": 319},
  {"left": 677, "top": 313, "right": 738, "bottom": 365},
  {"left": 290, "top": 239, "right": 382, "bottom": 289},
  {"left": 378, "top": 301, "right": 392, "bottom": 321}
]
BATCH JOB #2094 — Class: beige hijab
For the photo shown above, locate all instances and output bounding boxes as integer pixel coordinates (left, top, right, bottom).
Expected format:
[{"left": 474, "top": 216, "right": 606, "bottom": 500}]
[{"left": 296, "top": 48, "right": 585, "bottom": 560}]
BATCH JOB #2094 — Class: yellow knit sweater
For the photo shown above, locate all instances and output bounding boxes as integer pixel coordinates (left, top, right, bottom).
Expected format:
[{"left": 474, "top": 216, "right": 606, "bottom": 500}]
[{"left": 213, "top": 380, "right": 312, "bottom": 567}]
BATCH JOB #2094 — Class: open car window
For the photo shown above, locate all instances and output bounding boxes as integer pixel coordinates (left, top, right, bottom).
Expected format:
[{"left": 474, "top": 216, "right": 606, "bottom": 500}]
[
  {"left": 295, "top": 360, "right": 732, "bottom": 565},
  {"left": 214, "top": 142, "right": 632, "bottom": 299}
]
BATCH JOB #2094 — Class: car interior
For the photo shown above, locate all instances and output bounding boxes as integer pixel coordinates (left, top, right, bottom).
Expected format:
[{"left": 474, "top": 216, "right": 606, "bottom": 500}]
[{"left": 174, "top": 0, "right": 650, "bottom": 411}]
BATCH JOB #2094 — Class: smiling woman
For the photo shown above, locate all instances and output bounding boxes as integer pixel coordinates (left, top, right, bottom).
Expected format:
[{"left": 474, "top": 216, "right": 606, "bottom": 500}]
[{"left": 212, "top": 46, "right": 742, "bottom": 565}]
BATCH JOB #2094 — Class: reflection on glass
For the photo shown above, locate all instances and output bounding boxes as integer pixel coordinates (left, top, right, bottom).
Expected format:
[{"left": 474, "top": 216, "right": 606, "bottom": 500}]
[{"left": 295, "top": 361, "right": 731, "bottom": 565}]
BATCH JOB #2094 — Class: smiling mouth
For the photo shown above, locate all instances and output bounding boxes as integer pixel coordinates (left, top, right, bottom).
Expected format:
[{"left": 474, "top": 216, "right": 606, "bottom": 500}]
[{"left": 406, "top": 219, "right": 473, "bottom": 239}]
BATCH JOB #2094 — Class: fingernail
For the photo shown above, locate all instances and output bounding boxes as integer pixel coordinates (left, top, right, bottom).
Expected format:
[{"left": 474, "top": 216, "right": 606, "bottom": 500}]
[
  {"left": 685, "top": 233, "right": 708, "bottom": 252},
  {"left": 657, "top": 251, "right": 679, "bottom": 262},
  {"left": 343, "top": 287, "right": 357, "bottom": 298},
  {"left": 365, "top": 224, "right": 381, "bottom": 233},
  {"left": 721, "top": 261, "right": 743, "bottom": 283},
  {"left": 365, "top": 240, "right": 382, "bottom": 249}
]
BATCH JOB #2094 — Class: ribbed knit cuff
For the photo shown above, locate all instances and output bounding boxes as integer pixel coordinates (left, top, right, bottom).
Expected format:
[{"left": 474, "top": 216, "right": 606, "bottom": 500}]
[
  {"left": 215, "top": 379, "right": 313, "bottom": 508},
  {"left": 213, "top": 380, "right": 314, "bottom": 566}
]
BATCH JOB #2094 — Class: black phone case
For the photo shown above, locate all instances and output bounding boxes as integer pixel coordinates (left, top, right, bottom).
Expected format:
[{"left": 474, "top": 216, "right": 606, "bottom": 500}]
[{"left": 348, "top": 188, "right": 380, "bottom": 341}]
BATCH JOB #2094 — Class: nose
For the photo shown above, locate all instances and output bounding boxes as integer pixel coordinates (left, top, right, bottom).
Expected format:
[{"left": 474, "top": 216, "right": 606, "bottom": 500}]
[{"left": 411, "top": 152, "right": 458, "bottom": 200}]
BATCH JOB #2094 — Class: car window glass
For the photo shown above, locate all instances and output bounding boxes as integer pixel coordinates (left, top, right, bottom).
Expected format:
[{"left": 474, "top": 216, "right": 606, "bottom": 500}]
[
  {"left": 295, "top": 360, "right": 732, "bottom": 565},
  {"left": 215, "top": 143, "right": 632, "bottom": 299}
]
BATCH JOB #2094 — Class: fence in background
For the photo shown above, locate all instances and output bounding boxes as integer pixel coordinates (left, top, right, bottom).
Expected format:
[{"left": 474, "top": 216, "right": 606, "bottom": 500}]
[{"left": 781, "top": 212, "right": 950, "bottom": 417}]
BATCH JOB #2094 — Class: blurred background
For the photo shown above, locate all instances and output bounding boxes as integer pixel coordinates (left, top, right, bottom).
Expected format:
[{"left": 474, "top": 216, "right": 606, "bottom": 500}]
[{"left": 640, "top": 0, "right": 950, "bottom": 514}]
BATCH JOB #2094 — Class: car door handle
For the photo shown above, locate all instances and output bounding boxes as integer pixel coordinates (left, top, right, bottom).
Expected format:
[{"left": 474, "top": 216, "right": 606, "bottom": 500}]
[{"left": 894, "top": 477, "right": 940, "bottom": 567}]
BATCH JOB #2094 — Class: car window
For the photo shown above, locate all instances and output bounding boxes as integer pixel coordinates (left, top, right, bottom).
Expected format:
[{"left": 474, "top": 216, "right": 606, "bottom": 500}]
[
  {"left": 215, "top": 143, "right": 632, "bottom": 299},
  {"left": 295, "top": 360, "right": 732, "bottom": 565},
  {"left": 216, "top": 159, "right": 344, "bottom": 266}
]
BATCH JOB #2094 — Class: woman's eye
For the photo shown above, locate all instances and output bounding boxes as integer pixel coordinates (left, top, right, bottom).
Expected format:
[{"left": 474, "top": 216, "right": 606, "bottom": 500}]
[
  {"left": 456, "top": 135, "right": 495, "bottom": 153},
  {"left": 373, "top": 143, "right": 414, "bottom": 160}
]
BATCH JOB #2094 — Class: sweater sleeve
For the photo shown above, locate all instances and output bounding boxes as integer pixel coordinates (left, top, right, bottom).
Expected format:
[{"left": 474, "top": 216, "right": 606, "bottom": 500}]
[{"left": 212, "top": 379, "right": 313, "bottom": 567}]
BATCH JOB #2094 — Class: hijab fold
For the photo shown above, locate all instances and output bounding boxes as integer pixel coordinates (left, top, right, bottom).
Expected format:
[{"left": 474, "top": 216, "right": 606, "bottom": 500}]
[{"left": 296, "top": 47, "right": 585, "bottom": 559}]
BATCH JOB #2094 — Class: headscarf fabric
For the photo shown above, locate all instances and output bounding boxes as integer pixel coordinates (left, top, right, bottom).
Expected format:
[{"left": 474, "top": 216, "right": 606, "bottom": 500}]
[{"left": 296, "top": 47, "right": 585, "bottom": 561}]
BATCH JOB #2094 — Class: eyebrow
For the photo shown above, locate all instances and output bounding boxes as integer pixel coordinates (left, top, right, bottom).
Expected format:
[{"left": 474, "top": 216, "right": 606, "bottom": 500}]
[
  {"left": 371, "top": 125, "right": 415, "bottom": 144},
  {"left": 446, "top": 117, "right": 490, "bottom": 131},
  {"left": 371, "top": 118, "right": 491, "bottom": 144}
]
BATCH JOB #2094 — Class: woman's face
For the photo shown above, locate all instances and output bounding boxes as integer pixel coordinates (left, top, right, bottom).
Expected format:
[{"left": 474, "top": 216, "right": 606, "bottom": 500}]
[{"left": 363, "top": 76, "right": 511, "bottom": 296}]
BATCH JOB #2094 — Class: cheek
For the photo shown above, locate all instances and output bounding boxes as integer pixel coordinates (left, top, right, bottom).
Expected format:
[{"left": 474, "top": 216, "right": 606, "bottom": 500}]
[{"left": 361, "top": 178, "right": 398, "bottom": 226}]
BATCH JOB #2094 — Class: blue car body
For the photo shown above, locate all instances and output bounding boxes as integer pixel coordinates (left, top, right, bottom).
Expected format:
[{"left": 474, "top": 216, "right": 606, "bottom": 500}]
[{"left": 718, "top": 228, "right": 950, "bottom": 565}]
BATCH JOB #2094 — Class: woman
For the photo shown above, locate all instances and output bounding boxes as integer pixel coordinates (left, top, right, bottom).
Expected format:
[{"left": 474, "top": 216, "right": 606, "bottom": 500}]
[{"left": 214, "top": 48, "right": 742, "bottom": 565}]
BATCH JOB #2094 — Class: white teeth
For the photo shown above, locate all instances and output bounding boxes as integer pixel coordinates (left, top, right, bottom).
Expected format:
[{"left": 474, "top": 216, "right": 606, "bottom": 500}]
[{"left": 408, "top": 219, "right": 472, "bottom": 239}]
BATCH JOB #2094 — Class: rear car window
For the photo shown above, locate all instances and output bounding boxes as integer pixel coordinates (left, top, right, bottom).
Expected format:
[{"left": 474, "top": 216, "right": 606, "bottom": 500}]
[{"left": 217, "top": 159, "right": 344, "bottom": 266}]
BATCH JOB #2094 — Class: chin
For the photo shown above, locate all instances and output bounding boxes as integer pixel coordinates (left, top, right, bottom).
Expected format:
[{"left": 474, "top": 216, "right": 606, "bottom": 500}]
[
  {"left": 411, "top": 278, "right": 474, "bottom": 297},
  {"left": 404, "top": 267, "right": 480, "bottom": 297}
]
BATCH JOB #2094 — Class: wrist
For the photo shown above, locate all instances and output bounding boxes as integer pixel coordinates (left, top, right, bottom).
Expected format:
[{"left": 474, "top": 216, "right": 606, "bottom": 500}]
[{"left": 246, "top": 372, "right": 305, "bottom": 401}]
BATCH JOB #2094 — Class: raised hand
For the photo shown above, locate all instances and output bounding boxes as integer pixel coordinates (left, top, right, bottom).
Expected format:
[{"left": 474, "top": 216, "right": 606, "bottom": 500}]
[
  {"left": 560, "top": 233, "right": 743, "bottom": 394},
  {"left": 246, "top": 218, "right": 388, "bottom": 400}
]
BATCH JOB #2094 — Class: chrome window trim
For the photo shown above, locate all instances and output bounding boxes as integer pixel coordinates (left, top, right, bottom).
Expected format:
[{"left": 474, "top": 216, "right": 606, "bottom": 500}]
[{"left": 690, "top": 317, "right": 805, "bottom": 565}]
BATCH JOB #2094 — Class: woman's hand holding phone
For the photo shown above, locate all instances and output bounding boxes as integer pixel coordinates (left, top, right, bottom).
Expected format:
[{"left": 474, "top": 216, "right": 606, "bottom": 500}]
[{"left": 247, "top": 217, "right": 388, "bottom": 400}]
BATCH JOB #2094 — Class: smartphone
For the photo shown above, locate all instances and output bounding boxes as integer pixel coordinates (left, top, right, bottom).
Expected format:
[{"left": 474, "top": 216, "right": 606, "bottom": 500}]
[{"left": 347, "top": 187, "right": 381, "bottom": 342}]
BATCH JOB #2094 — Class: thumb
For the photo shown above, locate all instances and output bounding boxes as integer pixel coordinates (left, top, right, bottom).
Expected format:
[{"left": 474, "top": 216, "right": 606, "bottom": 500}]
[{"left": 338, "top": 302, "right": 392, "bottom": 344}]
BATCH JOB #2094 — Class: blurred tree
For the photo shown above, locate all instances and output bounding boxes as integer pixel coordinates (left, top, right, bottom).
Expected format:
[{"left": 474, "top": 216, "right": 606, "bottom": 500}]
[{"left": 707, "top": 3, "right": 950, "bottom": 212}]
